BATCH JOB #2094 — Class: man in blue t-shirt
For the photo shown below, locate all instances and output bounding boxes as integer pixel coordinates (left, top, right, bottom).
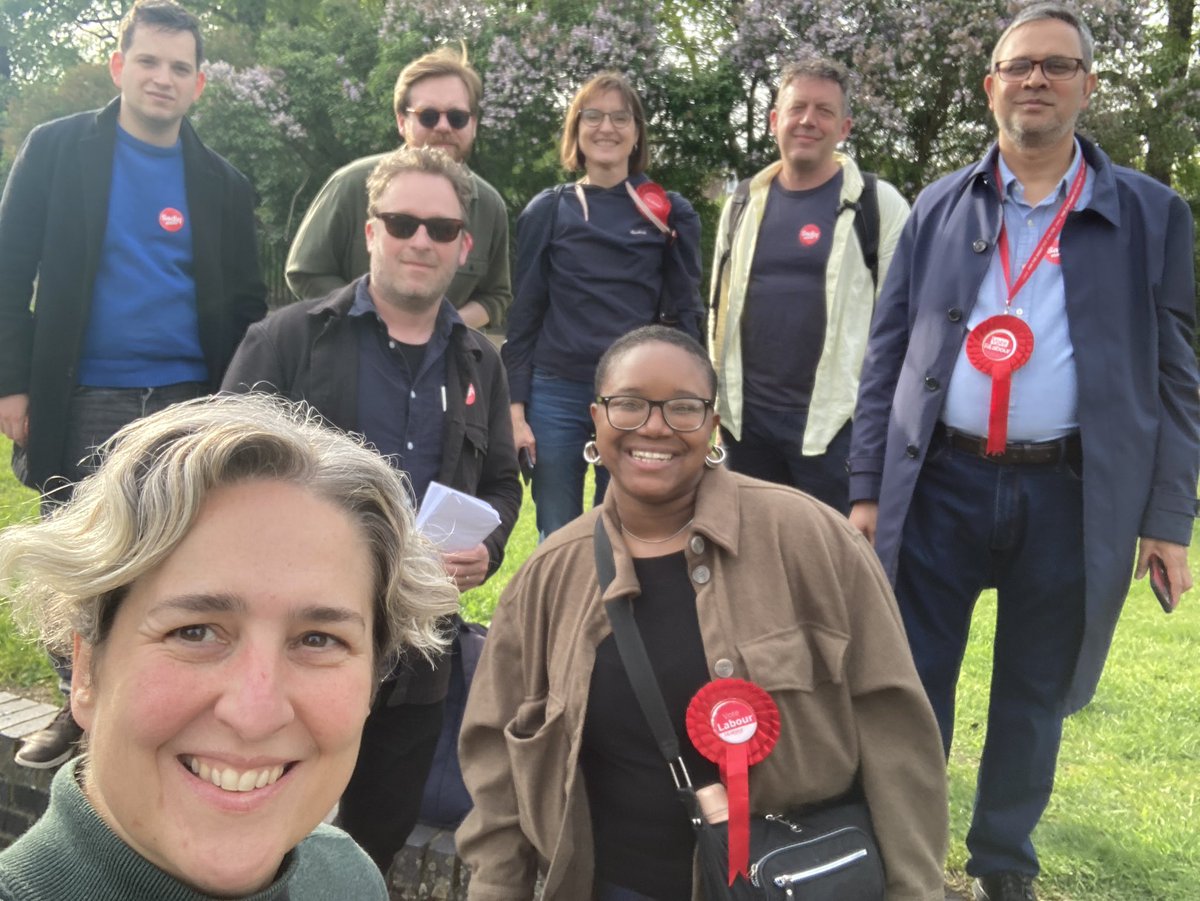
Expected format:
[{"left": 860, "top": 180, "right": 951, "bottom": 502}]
[
  {"left": 708, "top": 55, "right": 909, "bottom": 513},
  {"left": 0, "top": 0, "right": 266, "bottom": 769}
]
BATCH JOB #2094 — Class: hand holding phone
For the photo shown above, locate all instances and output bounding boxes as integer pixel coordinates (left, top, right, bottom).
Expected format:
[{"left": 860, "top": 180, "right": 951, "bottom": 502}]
[
  {"left": 518, "top": 447, "right": 534, "bottom": 486},
  {"left": 1149, "top": 555, "right": 1176, "bottom": 613}
]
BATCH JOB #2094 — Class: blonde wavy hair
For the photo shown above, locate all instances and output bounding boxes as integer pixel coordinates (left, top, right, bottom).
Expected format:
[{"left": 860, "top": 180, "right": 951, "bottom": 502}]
[{"left": 0, "top": 393, "right": 457, "bottom": 682}]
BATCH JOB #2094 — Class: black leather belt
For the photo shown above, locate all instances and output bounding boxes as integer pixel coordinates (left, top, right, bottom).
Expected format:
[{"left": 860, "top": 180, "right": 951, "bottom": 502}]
[{"left": 939, "top": 424, "right": 1081, "bottom": 466}]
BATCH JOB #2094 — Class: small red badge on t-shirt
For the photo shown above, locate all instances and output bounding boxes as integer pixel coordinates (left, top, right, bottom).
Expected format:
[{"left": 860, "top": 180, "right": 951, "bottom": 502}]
[
  {"left": 1046, "top": 239, "right": 1061, "bottom": 265},
  {"left": 465, "top": 383, "right": 476, "bottom": 406},
  {"left": 798, "top": 224, "right": 821, "bottom": 246},
  {"left": 159, "top": 208, "right": 184, "bottom": 232}
]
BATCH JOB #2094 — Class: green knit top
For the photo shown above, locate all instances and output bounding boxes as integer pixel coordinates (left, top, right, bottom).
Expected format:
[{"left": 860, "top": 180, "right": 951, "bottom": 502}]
[{"left": 0, "top": 758, "right": 387, "bottom": 900}]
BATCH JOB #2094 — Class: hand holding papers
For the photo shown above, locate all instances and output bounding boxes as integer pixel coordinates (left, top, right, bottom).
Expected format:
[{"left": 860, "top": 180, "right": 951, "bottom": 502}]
[{"left": 416, "top": 481, "right": 501, "bottom": 551}]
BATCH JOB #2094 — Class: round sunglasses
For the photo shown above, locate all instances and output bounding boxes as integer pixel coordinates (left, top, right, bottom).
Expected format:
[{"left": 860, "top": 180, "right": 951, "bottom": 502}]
[{"left": 406, "top": 107, "right": 472, "bottom": 130}]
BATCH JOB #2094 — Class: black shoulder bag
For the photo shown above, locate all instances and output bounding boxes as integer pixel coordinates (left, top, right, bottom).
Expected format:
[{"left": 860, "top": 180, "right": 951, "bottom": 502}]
[{"left": 593, "top": 518, "right": 885, "bottom": 900}]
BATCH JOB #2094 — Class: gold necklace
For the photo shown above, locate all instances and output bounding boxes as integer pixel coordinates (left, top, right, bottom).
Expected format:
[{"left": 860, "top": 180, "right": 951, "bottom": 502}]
[{"left": 620, "top": 517, "right": 695, "bottom": 544}]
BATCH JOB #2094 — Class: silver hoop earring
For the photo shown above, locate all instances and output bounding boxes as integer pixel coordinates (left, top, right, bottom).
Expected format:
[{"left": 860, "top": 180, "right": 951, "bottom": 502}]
[
  {"left": 583, "top": 440, "right": 602, "bottom": 465},
  {"left": 705, "top": 444, "right": 727, "bottom": 469}
]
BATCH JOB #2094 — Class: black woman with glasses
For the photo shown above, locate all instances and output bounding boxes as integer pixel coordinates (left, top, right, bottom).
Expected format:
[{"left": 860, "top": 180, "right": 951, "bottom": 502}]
[
  {"left": 459, "top": 325, "right": 949, "bottom": 901},
  {"left": 503, "top": 72, "right": 705, "bottom": 541}
]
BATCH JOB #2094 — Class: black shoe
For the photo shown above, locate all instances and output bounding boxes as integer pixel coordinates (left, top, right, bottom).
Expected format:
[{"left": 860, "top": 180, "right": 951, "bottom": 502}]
[
  {"left": 15, "top": 705, "right": 83, "bottom": 769},
  {"left": 973, "top": 873, "right": 1036, "bottom": 901}
]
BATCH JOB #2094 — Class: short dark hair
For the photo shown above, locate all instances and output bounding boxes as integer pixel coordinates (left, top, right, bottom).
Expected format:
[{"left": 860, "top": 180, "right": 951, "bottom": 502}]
[
  {"left": 992, "top": 2, "right": 1095, "bottom": 71},
  {"left": 119, "top": 0, "right": 204, "bottom": 68},
  {"left": 560, "top": 72, "right": 649, "bottom": 175},
  {"left": 776, "top": 55, "right": 852, "bottom": 115},
  {"left": 595, "top": 325, "right": 717, "bottom": 397}
]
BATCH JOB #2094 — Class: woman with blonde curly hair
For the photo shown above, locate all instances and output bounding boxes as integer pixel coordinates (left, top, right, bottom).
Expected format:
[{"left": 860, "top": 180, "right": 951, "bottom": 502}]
[{"left": 0, "top": 392, "right": 457, "bottom": 900}]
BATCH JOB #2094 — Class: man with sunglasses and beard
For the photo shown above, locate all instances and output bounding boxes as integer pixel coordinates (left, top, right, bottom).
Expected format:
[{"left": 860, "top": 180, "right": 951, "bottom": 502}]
[
  {"left": 286, "top": 45, "right": 510, "bottom": 330},
  {"left": 223, "top": 146, "right": 521, "bottom": 874}
]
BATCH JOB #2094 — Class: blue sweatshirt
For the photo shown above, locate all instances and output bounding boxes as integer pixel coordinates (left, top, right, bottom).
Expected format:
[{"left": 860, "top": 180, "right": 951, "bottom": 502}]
[{"left": 79, "top": 126, "right": 207, "bottom": 388}]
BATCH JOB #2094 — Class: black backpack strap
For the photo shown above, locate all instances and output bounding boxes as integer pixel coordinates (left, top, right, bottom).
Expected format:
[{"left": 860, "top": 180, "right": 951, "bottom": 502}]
[
  {"left": 715, "top": 177, "right": 751, "bottom": 288},
  {"left": 853, "top": 172, "right": 880, "bottom": 289},
  {"left": 710, "top": 176, "right": 752, "bottom": 346}
]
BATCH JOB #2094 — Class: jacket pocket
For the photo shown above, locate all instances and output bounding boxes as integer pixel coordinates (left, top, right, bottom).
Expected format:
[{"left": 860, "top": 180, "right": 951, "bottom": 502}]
[
  {"left": 459, "top": 421, "right": 488, "bottom": 489},
  {"left": 503, "top": 693, "right": 567, "bottom": 856},
  {"left": 464, "top": 421, "right": 489, "bottom": 456},
  {"left": 737, "top": 625, "right": 849, "bottom": 691}
]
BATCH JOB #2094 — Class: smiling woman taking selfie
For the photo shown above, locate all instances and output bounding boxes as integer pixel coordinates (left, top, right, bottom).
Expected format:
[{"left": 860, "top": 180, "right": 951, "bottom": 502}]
[
  {"left": 458, "top": 327, "right": 949, "bottom": 901},
  {"left": 503, "top": 72, "right": 705, "bottom": 541},
  {"left": 0, "top": 393, "right": 457, "bottom": 900}
]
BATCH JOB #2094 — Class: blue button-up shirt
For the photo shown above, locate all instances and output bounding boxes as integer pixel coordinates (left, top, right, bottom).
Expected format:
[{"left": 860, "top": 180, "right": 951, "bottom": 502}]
[
  {"left": 349, "top": 277, "right": 458, "bottom": 502},
  {"left": 943, "top": 140, "right": 1094, "bottom": 440}
]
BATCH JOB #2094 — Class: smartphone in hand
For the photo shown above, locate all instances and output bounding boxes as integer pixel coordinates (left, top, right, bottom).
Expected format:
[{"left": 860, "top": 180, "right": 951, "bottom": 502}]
[
  {"left": 1149, "top": 555, "right": 1176, "bottom": 613},
  {"left": 518, "top": 447, "right": 534, "bottom": 486}
]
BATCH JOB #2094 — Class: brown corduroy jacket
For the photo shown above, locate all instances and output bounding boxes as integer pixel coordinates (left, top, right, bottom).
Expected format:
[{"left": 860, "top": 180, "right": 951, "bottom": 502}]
[{"left": 457, "top": 466, "right": 948, "bottom": 901}]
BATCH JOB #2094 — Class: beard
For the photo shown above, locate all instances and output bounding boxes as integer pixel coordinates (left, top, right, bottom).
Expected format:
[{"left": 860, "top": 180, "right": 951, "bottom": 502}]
[
  {"left": 368, "top": 256, "right": 456, "bottom": 316},
  {"left": 999, "top": 101, "right": 1079, "bottom": 151}
]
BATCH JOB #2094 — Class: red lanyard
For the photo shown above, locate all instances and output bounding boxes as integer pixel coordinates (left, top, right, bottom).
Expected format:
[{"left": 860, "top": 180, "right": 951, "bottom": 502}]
[{"left": 994, "top": 158, "right": 1086, "bottom": 306}]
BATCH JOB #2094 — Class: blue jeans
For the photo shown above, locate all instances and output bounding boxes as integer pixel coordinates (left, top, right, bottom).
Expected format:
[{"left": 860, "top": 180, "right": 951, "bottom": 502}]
[
  {"left": 45, "top": 382, "right": 207, "bottom": 691},
  {"left": 895, "top": 431, "right": 1085, "bottom": 877},
  {"left": 721, "top": 402, "right": 852, "bottom": 514},
  {"left": 526, "top": 370, "right": 608, "bottom": 539}
]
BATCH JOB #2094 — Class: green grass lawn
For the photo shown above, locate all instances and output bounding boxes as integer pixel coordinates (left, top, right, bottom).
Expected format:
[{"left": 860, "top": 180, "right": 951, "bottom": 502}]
[{"left": 0, "top": 436, "right": 1196, "bottom": 898}]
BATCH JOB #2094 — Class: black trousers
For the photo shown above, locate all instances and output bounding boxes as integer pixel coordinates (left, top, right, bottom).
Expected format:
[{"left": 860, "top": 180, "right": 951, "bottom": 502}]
[{"left": 337, "top": 695, "right": 446, "bottom": 872}]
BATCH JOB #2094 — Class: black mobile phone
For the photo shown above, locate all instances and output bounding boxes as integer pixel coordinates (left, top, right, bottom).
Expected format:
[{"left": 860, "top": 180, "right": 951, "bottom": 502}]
[
  {"left": 1149, "top": 555, "right": 1176, "bottom": 613},
  {"left": 518, "top": 447, "right": 534, "bottom": 486}
]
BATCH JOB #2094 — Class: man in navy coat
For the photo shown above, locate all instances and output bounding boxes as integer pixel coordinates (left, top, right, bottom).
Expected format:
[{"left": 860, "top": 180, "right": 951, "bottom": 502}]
[{"left": 849, "top": 4, "right": 1199, "bottom": 900}]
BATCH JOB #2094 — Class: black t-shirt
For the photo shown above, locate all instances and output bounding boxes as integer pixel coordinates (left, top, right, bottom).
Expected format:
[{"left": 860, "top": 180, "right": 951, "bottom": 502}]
[
  {"left": 740, "top": 171, "right": 843, "bottom": 412},
  {"left": 581, "top": 551, "right": 721, "bottom": 900}
]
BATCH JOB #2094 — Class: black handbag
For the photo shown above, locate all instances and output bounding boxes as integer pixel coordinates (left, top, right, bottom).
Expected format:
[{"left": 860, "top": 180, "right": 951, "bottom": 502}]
[{"left": 593, "top": 518, "right": 885, "bottom": 900}]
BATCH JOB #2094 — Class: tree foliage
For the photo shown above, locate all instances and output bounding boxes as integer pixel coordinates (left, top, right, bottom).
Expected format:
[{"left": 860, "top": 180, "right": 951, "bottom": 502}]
[{"left": 1, "top": 0, "right": 1198, "bottom": 271}]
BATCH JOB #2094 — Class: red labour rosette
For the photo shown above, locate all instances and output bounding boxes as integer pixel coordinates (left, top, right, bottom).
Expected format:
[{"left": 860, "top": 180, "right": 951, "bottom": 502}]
[
  {"left": 625, "top": 180, "right": 675, "bottom": 239},
  {"left": 965, "top": 313, "right": 1034, "bottom": 454},
  {"left": 686, "top": 678, "right": 780, "bottom": 885}
]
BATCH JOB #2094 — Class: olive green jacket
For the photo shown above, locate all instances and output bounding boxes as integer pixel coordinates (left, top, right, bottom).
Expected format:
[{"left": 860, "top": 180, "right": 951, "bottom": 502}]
[{"left": 285, "top": 152, "right": 511, "bottom": 326}]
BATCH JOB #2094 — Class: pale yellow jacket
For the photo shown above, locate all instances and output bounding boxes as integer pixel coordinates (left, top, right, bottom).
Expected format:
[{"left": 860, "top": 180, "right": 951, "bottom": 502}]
[{"left": 708, "top": 155, "right": 910, "bottom": 452}]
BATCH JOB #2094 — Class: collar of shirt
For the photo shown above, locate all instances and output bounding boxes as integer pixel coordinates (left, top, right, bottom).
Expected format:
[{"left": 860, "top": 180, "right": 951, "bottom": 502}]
[
  {"left": 349, "top": 276, "right": 463, "bottom": 374},
  {"left": 349, "top": 276, "right": 463, "bottom": 331},
  {"left": 996, "top": 137, "right": 1093, "bottom": 211}
]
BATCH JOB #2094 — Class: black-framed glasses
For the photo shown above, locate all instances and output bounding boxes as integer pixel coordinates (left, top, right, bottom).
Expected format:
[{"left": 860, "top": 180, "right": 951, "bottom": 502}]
[
  {"left": 596, "top": 395, "right": 714, "bottom": 432},
  {"left": 993, "top": 57, "right": 1086, "bottom": 82},
  {"left": 579, "top": 108, "right": 635, "bottom": 128},
  {"left": 372, "top": 212, "right": 464, "bottom": 243},
  {"left": 407, "top": 107, "right": 472, "bottom": 130}
]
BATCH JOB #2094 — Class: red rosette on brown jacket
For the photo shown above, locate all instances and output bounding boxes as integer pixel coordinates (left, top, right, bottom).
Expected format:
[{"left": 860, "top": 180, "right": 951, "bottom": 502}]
[{"left": 686, "top": 678, "right": 780, "bottom": 884}]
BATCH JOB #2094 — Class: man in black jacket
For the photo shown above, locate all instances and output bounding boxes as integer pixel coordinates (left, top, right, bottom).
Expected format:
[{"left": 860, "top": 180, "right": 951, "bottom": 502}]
[
  {"left": 223, "top": 145, "right": 521, "bottom": 871},
  {"left": 0, "top": 0, "right": 266, "bottom": 769}
]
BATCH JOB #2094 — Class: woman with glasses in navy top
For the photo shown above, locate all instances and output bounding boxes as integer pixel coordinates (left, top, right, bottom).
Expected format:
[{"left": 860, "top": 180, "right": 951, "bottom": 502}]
[{"left": 502, "top": 71, "right": 705, "bottom": 539}]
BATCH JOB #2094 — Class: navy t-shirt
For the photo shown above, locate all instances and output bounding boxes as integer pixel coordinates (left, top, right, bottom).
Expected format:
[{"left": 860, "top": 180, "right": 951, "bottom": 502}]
[{"left": 740, "top": 171, "right": 843, "bottom": 412}]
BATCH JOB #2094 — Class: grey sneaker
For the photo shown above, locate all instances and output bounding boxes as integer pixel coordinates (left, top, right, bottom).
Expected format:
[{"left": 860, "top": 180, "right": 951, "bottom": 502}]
[{"left": 15, "top": 705, "right": 83, "bottom": 769}]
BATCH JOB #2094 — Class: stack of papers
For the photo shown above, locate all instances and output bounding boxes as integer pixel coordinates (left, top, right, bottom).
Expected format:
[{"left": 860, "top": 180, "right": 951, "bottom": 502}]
[{"left": 416, "top": 481, "right": 501, "bottom": 551}]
